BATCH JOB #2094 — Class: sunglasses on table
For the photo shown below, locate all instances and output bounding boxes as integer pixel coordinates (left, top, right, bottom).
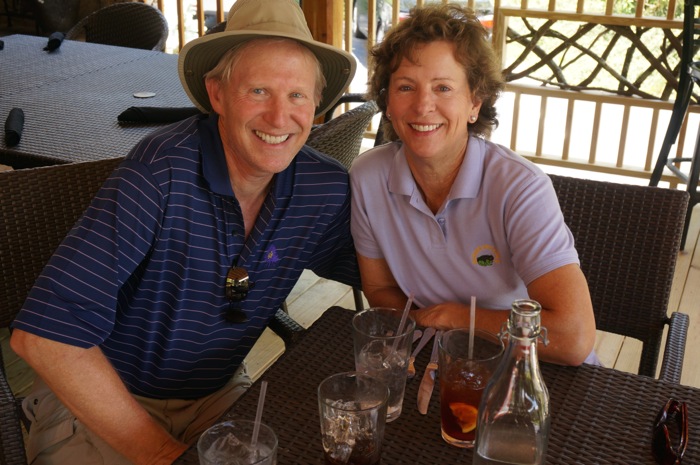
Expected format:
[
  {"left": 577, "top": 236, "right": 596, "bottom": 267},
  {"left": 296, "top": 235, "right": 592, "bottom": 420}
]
[
  {"left": 225, "top": 266, "right": 253, "bottom": 323},
  {"left": 652, "top": 398, "right": 688, "bottom": 465}
]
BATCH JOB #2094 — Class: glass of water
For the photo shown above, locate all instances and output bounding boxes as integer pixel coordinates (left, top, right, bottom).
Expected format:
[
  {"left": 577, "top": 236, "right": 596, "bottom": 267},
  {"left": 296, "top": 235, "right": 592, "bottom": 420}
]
[
  {"left": 197, "top": 419, "right": 277, "bottom": 465},
  {"left": 352, "top": 307, "right": 416, "bottom": 422}
]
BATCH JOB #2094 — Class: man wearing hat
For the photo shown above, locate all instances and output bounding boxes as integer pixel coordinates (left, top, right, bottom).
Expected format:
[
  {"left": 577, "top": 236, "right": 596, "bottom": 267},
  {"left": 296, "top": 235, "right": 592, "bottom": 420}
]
[{"left": 11, "top": 0, "right": 358, "bottom": 463}]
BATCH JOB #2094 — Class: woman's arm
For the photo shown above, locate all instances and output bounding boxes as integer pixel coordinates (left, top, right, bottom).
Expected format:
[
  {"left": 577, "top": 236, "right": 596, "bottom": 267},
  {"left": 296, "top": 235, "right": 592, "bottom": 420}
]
[
  {"left": 357, "top": 253, "right": 409, "bottom": 310},
  {"left": 359, "top": 253, "right": 595, "bottom": 366}
]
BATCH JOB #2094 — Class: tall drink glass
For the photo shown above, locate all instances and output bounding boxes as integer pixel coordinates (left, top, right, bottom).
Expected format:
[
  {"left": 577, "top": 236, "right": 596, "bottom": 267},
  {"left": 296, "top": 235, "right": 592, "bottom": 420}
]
[
  {"left": 352, "top": 307, "right": 416, "bottom": 422},
  {"left": 318, "top": 371, "right": 389, "bottom": 465},
  {"left": 438, "top": 329, "right": 503, "bottom": 448}
]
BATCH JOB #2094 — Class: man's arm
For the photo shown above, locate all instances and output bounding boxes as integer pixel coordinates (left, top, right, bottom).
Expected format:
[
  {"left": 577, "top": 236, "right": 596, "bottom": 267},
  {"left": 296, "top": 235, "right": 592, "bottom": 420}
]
[
  {"left": 359, "top": 254, "right": 596, "bottom": 366},
  {"left": 10, "top": 330, "right": 187, "bottom": 464}
]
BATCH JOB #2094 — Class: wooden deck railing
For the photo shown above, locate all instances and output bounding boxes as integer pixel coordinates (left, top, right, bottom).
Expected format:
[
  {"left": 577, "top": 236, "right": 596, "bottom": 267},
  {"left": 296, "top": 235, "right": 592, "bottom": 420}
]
[
  {"left": 495, "top": 84, "right": 699, "bottom": 186},
  {"left": 156, "top": 0, "right": 695, "bottom": 185}
]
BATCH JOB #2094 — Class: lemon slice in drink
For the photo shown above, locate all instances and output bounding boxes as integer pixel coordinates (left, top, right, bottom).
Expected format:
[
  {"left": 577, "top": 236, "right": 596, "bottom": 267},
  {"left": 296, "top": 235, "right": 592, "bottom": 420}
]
[{"left": 449, "top": 403, "right": 478, "bottom": 433}]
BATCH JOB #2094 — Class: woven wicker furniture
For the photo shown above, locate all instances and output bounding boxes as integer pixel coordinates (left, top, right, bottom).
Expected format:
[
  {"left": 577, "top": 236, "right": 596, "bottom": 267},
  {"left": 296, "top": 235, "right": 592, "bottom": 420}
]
[
  {"left": 551, "top": 174, "right": 690, "bottom": 382},
  {"left": 0, "top": 35, "right": 192, "bottom": 168},
  {"left": 307, "top": 96, "right": 378, "bottom": 171},
  {"left": 0, "top": 159, "right": 122, "bottom": 465},
  {"left": 173, "top": 306, "right": 700, "bottom": 464},
  {"left": 205, "top": 21, "right": 227, "bottom": 35},
  {"left": 65, "top": 2, "right": 169, "bottom": 52}
]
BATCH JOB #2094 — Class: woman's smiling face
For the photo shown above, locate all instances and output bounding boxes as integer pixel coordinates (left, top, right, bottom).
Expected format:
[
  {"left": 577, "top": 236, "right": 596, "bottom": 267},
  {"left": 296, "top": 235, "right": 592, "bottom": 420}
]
[{"left": 386, "top": 40, "right": 481, "bottom": 163}]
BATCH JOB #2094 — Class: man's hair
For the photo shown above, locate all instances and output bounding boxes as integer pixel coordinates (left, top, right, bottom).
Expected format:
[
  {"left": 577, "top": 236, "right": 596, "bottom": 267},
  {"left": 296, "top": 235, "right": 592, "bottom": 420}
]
[
  {"left": 205, "top": 37, "right": 326, "bottom": 105},
  {"left": 368, "top": 3, "right": 505, "bottom": 140}
]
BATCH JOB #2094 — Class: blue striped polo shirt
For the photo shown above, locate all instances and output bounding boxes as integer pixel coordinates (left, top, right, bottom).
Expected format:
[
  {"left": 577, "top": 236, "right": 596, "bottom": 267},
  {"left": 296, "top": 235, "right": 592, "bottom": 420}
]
[{"left": 13, "top": 114, "right": 359, "bottom": 399}]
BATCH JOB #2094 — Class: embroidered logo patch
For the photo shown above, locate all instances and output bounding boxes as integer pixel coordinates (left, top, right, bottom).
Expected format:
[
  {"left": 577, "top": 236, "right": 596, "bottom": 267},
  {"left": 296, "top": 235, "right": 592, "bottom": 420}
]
[
  {"left": 263, "top": 245, "right": 280, "bottom": 268},
  {"left": 472, "top": 244, "right": 500, "bottom": 267}
]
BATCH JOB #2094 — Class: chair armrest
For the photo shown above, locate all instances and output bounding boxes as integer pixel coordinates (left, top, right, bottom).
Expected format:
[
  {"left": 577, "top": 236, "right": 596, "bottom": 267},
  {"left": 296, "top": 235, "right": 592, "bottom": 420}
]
[
  {"left": 324, "top": 93, "right": 367, "bottom": 123},
  {"left": 0, "top": 365, "right": 28, "bottom": 464},
  {"left": 658, "top": 311, "right": 689, "bottom": 383},
  {"left": 268, "top": 308, "right": 305, "bottom": 348}
]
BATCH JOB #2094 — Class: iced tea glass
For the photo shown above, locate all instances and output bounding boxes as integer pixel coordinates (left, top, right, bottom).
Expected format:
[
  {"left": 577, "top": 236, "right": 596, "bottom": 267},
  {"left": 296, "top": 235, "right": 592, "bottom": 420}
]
[
  {"left": 438, "top": 329, "right": 504, "bottom": 448},
  {"left": 318, "top": 372, "right": 389, "bottom": 465},
  {"left": 352, "top": 307, "right": 416, "bottom": 422}
]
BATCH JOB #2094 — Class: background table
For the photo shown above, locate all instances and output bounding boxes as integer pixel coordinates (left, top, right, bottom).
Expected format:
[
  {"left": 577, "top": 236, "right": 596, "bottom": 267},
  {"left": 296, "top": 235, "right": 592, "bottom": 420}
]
[
  {"left": 175, "top": 306, "right": 699, "bottom": 464},
  {"left": 0, "top": 35, "right": 194, "bottom": 168}
]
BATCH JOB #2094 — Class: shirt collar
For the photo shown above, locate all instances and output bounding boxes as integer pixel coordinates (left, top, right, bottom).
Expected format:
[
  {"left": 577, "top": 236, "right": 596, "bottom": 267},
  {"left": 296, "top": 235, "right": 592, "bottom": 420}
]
[
  {"left": 199, "top": 114, "right": 295, "bottom": 198},
  {"left": 387, "top": 136, "right": 485, "bottom": 201},
  {"left": 200, "top": 114, "right": 233, "bottom": 197}
]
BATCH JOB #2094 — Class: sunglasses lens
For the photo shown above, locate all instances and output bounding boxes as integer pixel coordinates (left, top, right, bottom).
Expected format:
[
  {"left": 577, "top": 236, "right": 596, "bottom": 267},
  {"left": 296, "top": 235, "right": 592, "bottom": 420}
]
[
  {"left": 225, "top": 266, "right": 252, "bottom": 323},
  {"left": 226, "top": 266, "right": 250, "bottom": 301},
  {"left": 652, "top": 426, "right": 675, "bottom": 465},
  {"left": 652, "top": 399, "right": 687, "bottom": 465},
  {"left": 225, "top": 306, "right": 248, "bottom": 323}
]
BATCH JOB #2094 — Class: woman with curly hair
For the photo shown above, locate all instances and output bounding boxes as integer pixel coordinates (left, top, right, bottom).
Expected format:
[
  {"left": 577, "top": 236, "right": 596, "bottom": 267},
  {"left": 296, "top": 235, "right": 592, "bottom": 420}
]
[{"left": 350, "top": 3, "right": 598, "bottom": 366}]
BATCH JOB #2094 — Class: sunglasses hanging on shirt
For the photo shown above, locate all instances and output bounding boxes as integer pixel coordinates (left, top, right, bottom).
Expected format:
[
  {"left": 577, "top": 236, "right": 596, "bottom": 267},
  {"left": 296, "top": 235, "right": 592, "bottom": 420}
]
[{"left": 225, "top": 266, "right": 252, "bottom": 323}]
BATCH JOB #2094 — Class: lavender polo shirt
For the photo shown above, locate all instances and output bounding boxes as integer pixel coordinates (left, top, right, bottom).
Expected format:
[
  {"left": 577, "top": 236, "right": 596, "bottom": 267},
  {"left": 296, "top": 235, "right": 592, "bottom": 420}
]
[{"left": 350, "top": 136, "right": 579, "bottom": 311}]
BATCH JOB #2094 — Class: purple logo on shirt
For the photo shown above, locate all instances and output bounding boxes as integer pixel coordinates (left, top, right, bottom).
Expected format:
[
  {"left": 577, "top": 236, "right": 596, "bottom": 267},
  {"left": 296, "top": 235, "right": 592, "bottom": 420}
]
[{"left": 263, "top": 245, "right": 279, "bottom": 268}]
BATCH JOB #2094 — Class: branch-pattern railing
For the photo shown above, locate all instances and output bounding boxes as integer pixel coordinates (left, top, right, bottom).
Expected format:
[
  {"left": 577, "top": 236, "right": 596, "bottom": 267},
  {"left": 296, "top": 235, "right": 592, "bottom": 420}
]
[
  {"left": 158, "top": 0, "right": 694, "bottom": 185},
  {"left": 490, "top": 0, "right": 696, "bottom": 184}
]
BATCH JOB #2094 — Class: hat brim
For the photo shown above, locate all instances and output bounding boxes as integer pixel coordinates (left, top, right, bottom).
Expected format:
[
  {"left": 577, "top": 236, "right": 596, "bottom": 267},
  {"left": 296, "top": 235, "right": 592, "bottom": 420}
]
[{"left": 178, "top": 30, "right": 357, "bottom": 118}]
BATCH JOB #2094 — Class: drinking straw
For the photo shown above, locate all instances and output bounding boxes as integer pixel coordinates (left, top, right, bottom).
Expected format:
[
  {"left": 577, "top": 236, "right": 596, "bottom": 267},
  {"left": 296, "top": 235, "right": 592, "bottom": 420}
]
[
  {"left": 468, "top": 296, "right": 476, "bottom": 359},
  {"left": 391, "top": 292, "right": 414, "bottom": 352},
  {"left": 250, "top": 380, "right": 268, "bottom": 450}
]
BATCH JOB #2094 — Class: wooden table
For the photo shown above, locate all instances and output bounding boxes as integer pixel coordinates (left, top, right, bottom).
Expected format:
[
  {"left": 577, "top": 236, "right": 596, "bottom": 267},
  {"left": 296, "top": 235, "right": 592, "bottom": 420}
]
[
  {"left": 174, "top": 306, "right": 699, "bottom": 464},
  {"left": 0, "top": 34, "right": 194, "bottom": 168}
]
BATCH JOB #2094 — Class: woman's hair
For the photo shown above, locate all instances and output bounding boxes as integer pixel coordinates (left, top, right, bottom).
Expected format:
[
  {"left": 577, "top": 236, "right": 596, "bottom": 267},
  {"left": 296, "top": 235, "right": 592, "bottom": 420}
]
[{"left": 368, "top": 3, "right": 504, "bottom": 140}]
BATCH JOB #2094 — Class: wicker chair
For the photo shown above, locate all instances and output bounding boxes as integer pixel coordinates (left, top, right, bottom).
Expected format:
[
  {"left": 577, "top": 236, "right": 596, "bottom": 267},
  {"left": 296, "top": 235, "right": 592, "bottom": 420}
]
[
  {"left": 307, "top": 96, "right": 379, "bottom": 170},
  {"left": 306, "top": 95, "right": 379, "bottom": 312},
  {"left": 550, "top": 174, "right": 690, "bottom": 382},
  {"left": 0, "top": 158, "right": 122, "bottom": 465},
  {"left": 65, "top": 2, "right": 169, "bottom": 52},
  {"left": 0, "top": 159, "right": 304, "bottom": 462},
  {"left": 205, "top": 20, "right": 227, "bottom": 35}
]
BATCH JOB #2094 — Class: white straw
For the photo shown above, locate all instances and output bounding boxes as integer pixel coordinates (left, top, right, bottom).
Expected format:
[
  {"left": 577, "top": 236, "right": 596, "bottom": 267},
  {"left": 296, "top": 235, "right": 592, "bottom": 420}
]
[
  {"left": 391, "top": 292, "right": 414, "bottom": 351},
  {"left": 250, "top": 380, "right": 268, "bottom": 449},
  {"left": 468, "top": 296, "right": 476, "bottom": 359}
]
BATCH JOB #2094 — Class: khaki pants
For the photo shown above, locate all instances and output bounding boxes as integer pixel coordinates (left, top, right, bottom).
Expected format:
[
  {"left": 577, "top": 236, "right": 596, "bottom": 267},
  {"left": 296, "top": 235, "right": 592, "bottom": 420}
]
[{"left": 22, "top": 364, "right": 252, "bottom": 465}]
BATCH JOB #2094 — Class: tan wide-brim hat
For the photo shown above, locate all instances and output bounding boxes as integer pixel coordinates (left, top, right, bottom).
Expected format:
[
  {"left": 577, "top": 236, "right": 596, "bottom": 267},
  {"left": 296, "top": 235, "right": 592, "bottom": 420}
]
[{"left": 178, "top": 0, "right": 357, "bottom": 118}]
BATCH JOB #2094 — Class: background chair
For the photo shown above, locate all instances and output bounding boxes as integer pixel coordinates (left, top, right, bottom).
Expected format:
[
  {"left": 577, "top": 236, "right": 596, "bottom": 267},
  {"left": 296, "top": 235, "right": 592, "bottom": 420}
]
[
  {"left": 550, "top": 174, "right": 690, "bottom": 382},
  {"left": 649, "top": 0, "right": 700, "bottom": 250},
  {"left": 307, "top": 95, "right": 379, "bottom": 170},
  {"left": 65, "top": 2, "right": 169, "bottom": 51},
  {"left": 1, "top": 158, "right": 121, "bottom": 465},
  {"left": 306, "top": 95, "right": 379, "bottom": 312},
  {"left": 205, "top": 20, "right": 226, "bottom": 35},
  {"left": 0, "top": 355, "right": 26, "bottom": 465}
]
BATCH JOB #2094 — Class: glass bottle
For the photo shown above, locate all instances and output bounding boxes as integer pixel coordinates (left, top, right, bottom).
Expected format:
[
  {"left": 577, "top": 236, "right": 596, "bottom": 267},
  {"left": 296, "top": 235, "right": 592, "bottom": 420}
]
[{"left": 473, "top": 299, "right": 550, "bottom": 465}]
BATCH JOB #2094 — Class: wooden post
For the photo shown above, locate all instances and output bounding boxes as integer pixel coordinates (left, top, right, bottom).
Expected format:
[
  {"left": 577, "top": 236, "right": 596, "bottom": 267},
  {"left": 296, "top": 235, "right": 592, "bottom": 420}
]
[
  {"left": 302, "top": 0, "right": 342, "bottom": 48},
  {"left": 302, "top": 1, "right": 344, "bottom": 123}
]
